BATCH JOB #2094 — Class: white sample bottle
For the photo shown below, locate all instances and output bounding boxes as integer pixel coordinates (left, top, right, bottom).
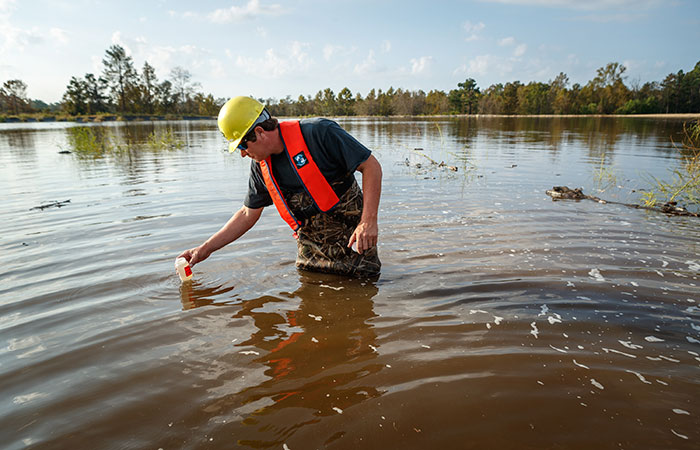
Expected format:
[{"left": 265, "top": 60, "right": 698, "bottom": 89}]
[{"left": 175, "top": 257, "right": 193, "bottom": 282}]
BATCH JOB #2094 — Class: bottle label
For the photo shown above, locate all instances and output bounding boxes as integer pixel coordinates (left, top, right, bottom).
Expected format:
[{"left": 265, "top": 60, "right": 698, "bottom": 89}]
[{"left": 185, "top": 265, "right": 192, "bottom": 277}]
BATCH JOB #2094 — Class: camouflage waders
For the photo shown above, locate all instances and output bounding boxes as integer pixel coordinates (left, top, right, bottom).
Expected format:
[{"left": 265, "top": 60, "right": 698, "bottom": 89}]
[{"left": 287, "top": 179, "right": 381, "bottom": 277}]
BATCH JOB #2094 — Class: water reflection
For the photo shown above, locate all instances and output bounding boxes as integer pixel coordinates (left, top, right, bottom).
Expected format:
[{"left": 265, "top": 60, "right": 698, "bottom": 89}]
[
  {"left": 179, "top": 281, "right": 238, "bottom": 310},
  {"left": 179, "top": 273, "right": 380, "bottom": 447},
  {"left": 1, "top": 128, "right": 38, "bottom": 163}
]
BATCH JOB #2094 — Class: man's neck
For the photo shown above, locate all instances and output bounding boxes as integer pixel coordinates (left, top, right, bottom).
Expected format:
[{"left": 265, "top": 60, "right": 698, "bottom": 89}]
[{"left": 269, "top": 127, "right": 285, "bottom": 155}]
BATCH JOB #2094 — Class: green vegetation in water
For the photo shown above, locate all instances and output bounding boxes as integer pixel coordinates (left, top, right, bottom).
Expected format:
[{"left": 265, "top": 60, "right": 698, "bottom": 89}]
[
  {"left": 65, "top": 126, "right": 185, "bottom": 156},
  {"left": 592, "top": 152, "right": 619, "bottom": 192},
  {"left": 640, "top": 119, "right": 700, "bottom": 211},
  {"left": 65, "top": 127, "right": 114, "bottom": 154},
  {"left": 145, "top": 129, "right": 184, "bottom": 151}
]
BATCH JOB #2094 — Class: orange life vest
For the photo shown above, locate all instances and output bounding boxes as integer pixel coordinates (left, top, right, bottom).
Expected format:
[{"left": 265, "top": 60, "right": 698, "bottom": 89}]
[{"left": 259, "top": 120, "right": 340, "bottom": 237}]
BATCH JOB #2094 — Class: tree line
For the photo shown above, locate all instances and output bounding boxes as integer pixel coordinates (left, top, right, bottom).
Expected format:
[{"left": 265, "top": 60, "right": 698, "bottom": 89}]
[
  {"left": 264, "top": 61, "right": 700, "bottom": 117},
  {"left": 1, "top": 50, "right": 698, "bottom": 118},
  {"left": 0, "top": 45, "right": 221, "bottom": 117}
]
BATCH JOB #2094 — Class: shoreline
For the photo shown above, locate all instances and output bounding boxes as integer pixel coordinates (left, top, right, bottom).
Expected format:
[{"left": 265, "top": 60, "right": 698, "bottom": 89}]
[
  {"left": 1, "top": 112, "right": 698, "bottom": 124},
  {"left": 0, "top": 114, "right": 216, "bottom": 124}
]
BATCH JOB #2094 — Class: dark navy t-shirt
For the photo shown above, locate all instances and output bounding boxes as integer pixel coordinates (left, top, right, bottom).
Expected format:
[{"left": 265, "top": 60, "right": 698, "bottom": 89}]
[{"left": 244, "top": 118, "right": 371, "bottom": 209}]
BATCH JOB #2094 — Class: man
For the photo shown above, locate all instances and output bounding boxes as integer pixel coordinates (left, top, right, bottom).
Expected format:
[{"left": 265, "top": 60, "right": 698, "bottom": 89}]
[{"left": 178, "top": 96, "right": 382, "bottom": 277}]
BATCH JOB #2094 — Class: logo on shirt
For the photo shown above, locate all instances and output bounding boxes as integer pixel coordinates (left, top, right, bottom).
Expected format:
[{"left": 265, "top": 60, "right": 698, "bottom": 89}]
[{"left": 293, "top": 152, "right": 308, "bottom": 169}]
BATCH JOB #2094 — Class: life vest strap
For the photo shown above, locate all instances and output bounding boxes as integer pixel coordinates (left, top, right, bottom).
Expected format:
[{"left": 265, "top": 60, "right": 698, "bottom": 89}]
[{"left": 260, "top": 120, "right": 341, "bottom": 237}]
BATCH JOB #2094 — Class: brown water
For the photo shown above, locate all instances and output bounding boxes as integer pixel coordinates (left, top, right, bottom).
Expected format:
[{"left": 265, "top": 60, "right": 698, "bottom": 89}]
[{"left": 2, "top": 117, "right": 699, "bottom": 449}]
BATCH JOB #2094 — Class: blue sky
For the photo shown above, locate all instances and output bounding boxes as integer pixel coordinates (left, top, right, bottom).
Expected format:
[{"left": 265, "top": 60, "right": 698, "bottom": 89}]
[{"left": 2, "top": 0, "right": 699, "bottom": 103}]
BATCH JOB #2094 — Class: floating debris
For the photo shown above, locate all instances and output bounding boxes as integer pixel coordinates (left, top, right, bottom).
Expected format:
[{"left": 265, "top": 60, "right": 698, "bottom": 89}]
[
  {"left": 625, "top": 370, "right": 652, "bottom": 384},
  {"left": 547, "top": 314, "right": 562, "bottom": 325},
  {"left": 530, "top": 322, "right": 539, "bottom": 339},
  {"left": 573, "top": 359, "right": 590, "bottom": 369},
  {"left": 549, "top": 344, "right": 568, "bottom": 353},
  {"left": 588, "top": 268, "right": 606, "bottom": 282},
  {"left": 30, "top": 200, "right": 71, "bottom": 211},
  {"left": 546, "top": 186, "right": 699, "bottom": 217},
  {"left": 602, "top": 347, "right": 636, "bottom": 358},
  {"left": 671, "top": 430, "right": 688, "bottom": 440},
  {"left": 404, "top": 152, "right": 459, "bottom": 172},
  {"left": 319, "top": 284, "right": 343, "bottom": 291},
  {"left": 619, "top": 340, "right": 643, "bottom": 350}
]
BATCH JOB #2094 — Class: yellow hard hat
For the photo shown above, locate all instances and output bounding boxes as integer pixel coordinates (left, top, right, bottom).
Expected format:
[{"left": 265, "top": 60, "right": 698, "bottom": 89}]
[{"left": 217, "top": 96, "right": 266, "bottom": 152}]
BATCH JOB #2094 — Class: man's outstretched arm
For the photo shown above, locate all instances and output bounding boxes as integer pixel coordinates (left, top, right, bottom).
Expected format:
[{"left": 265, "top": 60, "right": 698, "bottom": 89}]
[{"left": 178, "top": 205, "right": 263, "bottom": 266}]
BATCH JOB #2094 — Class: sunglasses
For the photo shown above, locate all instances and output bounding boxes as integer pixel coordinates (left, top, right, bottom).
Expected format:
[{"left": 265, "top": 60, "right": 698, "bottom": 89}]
[
  {"left": 237, "top": 129, "right": 256, "bottom": 151},
  {"left": 236, "top": 108, "right": 271, "bottom": 151}
]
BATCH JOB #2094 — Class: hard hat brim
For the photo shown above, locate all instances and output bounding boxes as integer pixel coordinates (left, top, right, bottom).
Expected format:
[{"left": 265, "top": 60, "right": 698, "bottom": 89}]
[{"left": 227, "top": 108, "right": 271, "bottom": 153}]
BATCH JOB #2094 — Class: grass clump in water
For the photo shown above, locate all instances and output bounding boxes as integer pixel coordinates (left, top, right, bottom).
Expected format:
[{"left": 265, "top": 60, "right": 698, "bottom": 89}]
[
  {"left": 65, "top": 126, "right": 114, "bottom": 155},
  {"left": 593, "top": 152, "right": 619, "bottom": 193},
  {"left": 640, "top": 119, "right": 700, "bottom": 212},
  {"left": 65, "top": 126, "right": 184, "bottom": 156},
  {"left": 145, "top": 129, "right": 184, "bottom": 151}
]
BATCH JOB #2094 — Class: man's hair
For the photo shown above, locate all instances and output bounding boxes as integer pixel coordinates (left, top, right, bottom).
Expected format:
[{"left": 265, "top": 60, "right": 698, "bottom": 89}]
[{"left": 245, "top": 117, "right": 278, "bottom": 143}]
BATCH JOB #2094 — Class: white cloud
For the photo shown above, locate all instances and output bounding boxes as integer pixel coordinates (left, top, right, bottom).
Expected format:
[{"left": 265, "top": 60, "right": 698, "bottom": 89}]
[
  {"left": 353, "top": 50, "right": 376, "bottom": 76},
  {"left": 49, "top": 28, "right": 69, "bottom": 45},
  {"left": 498, "top": 37, "right": 526, "bottom": 57},
  {"left": 108, "top": 32, "right": 212, "bottom": 78},
  {"left": 110, "top": 31, "right": 131, "bottom": 55},
  {"left": 323, "top": 44, "right": 339, "bottom": 61},
  {"left": 467, "top": 55, "right": 492, "bottom": 76},
  {"left": 410, "top": 56, "right": 432, "bottom": 75},
  {"left": 0, "top": 0, "right": 16, "bottom": 12},
  {"left": 0, "top": 25, "right": 43, "bottom": 52},
  {"left": 574, "top": 12, "right": 647, "bottom": 22},
  {"left": 381, "top": 40, "right": 392, "bottom": 53},
  {"left": 499, "top": 36, "right": 515, "bottom": 46},
  {"left": 477, "top": 0, "right": 664, "bottom": 10},
  {"left": 90, "top": 55, "right": 102, "bottom": 74},
  {"left": 463, "top": 20, "right": 486, "bottom": 33},
  {"left": 454, "top": 54, "right": 514, "bottom": 78},
  {"left": 0, "top": 2, "right": 44, "bottom": 53},
  {"left": 205, "top": 0, "right": 284, "bottom": 23},
  {"left": 235, "top": 41, "right": 311, "bottom": 78},
  {"left": 209, "top": 59, "right": 226, "bottom": 79},
  {"left": 463, "top": 21, "right": 486, "bottom": 41}
]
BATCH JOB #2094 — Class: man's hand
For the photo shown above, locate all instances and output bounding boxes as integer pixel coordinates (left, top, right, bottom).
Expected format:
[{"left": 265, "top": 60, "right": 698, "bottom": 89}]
[
  {"left": 178, "top": 243, "right": 212, "bottom": 267},
  {"left": 350, "top": 155, "right": 382, "bottom": 255},
  {"left": 348, "top": 219, "right": 378, "bottom": 254}
]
